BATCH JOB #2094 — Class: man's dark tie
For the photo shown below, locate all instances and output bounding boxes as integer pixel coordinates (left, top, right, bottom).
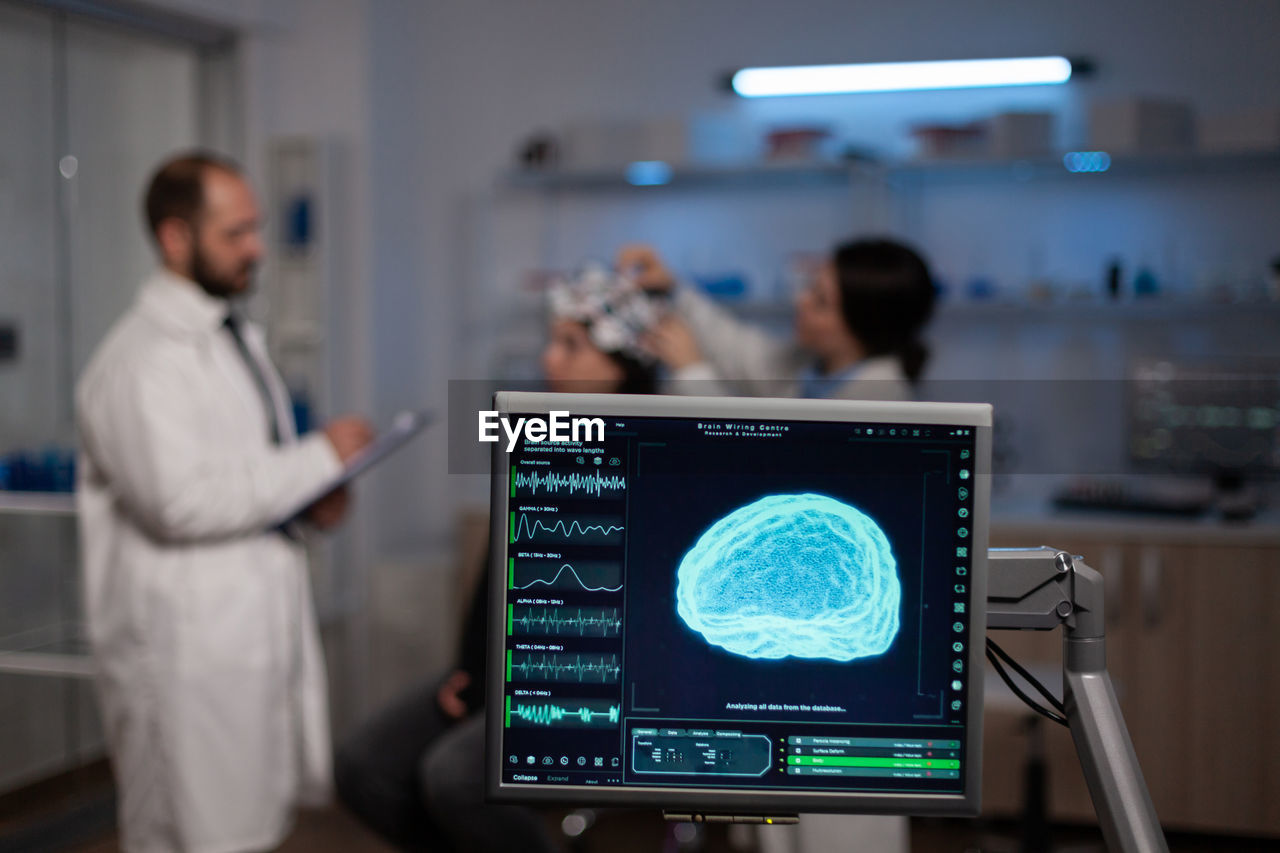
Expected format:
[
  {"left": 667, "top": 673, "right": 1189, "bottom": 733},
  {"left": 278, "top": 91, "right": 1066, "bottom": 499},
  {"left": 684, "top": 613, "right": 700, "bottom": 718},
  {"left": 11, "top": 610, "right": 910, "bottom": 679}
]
[{"left": 223, "top": 312, "right": 282, "bottom": 445}]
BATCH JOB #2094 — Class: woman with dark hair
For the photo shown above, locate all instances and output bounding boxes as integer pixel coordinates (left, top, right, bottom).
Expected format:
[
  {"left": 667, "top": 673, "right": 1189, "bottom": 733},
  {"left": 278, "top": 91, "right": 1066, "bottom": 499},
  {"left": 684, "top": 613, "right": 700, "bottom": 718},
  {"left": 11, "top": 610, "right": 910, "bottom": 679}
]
[
  {"left": 623, "top": 238, "right": 936, "bottom": 401},
  {"left": 828, "top": 239, "right": 935, "bottom": 386}
]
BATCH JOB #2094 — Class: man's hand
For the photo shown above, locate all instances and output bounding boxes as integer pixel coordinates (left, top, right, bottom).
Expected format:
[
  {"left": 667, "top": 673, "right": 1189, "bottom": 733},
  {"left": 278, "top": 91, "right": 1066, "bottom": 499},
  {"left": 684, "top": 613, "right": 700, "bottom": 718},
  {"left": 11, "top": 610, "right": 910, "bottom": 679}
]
[
  {"left": 641, "top": 315, "right": 704, "bottom": 370},
  {"left": 305, "top": 486, "right": 349, "bottom": 530},
  {"left": 436, "top": 670, "right": 472, "bottom": 720},
  {"left": 324, "top": 416, "right": 374, "bottom": 464},
  {"left": 308, "top": 417, "right": 372, "bottom": 529},
  {"left": 616, "top": 244, "right": 675, "bottom": 293}
]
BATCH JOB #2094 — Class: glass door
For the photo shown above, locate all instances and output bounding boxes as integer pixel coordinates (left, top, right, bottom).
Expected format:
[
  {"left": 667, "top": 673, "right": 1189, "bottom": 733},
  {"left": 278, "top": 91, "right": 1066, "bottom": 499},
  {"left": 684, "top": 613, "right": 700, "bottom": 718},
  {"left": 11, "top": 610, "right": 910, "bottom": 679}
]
[{"left": 0, "top": 0, "right": 235, "bottom": 795}]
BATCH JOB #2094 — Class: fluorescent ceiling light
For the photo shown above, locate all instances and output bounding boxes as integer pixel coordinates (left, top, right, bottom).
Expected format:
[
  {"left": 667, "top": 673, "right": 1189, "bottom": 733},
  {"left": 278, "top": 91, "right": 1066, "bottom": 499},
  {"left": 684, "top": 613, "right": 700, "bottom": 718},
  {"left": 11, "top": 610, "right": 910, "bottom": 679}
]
[{"left": 731, "top": 56, "right": 1075, "bottom": 97}]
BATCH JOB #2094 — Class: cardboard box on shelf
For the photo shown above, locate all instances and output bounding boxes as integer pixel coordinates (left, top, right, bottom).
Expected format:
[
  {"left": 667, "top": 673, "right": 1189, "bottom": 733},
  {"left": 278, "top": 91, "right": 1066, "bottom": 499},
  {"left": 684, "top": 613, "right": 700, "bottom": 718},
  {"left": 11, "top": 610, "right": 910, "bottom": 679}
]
[
  {"left": 1089, "top": 97, "right": 1195, "bottom": 155},
  {"left": 910, "top": 122, "right": 987, "bottom": 160},
  {"left": 764, "top": 126, "right": 834, "bottom": 162},
  {"left": 1197, "top": 110, "right": 1280, "bottom": 153},
  {"left": 560, "top": 118, "right": 689, "bottom": 171},
  {"left": 987, "top": 111, "right": 1055, "bottom": 159},
  {"left": 689, "top": 113, "right": 762, "bottom": 166}
]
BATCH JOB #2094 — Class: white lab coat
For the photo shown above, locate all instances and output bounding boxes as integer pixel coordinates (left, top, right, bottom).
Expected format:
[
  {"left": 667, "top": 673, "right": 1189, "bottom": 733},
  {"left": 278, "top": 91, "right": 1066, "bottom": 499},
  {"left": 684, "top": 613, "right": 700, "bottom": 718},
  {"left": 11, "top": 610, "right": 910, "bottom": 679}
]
[
  {"left": 76, "top": 269, "right": 344, "bottom": 853},
  {"left": 665, "top": 287, "right": 914, "bottom": 402}
]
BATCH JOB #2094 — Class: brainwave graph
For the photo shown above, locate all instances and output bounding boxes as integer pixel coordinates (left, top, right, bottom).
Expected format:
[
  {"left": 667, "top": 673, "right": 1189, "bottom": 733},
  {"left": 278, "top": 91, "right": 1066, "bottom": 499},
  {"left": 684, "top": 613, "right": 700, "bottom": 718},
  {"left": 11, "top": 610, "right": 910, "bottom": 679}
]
[
  {"left": 506, "top": 697, "right": 621, "bottom": 729},
  {"left": 511, "top": 560, "right": 623, "bottom": 593},
  {"left": 508, "top": 652, "right": 621, "bottom": 684},
  {"left": 513, "top": 468, "right": 626, "bottom": 499},
  {"left": 509, "top": 605, "right": 623, "bottom": 637},
  {"left": 509, "top": 513, "right": 624, "bottom": 545}
]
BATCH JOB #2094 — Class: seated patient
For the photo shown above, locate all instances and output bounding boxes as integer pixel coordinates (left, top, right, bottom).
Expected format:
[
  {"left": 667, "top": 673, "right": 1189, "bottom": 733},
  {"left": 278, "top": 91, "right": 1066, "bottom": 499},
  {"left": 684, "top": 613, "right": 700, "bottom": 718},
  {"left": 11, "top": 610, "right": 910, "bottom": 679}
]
[{"left": 334, "top": 267, "right": 658, "bottom": 852}]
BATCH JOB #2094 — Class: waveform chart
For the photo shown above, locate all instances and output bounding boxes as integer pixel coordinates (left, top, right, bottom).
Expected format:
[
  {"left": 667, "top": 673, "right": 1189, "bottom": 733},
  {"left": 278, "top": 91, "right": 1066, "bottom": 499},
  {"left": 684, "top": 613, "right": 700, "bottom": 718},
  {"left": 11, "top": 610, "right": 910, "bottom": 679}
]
[
  {"left": 510, "top": 605, "right": 623, "bottom": 637},
  {"left": 513, "top": 467, "right": 626, "bottom": 499},
  {"left": 511, "top": 560, "right": 623, "bottom": 593},
  {"left": 506, "top": 698, "right": 621, "bottom": 729},
  {"left": 509, "top": 512, "right": 625, "bottom": 545},
  {"left": 675, "top": 493, "right": 900, "bottom": 662},
  {"left": 508, "top": 652, "right": 621, "bottom": 684}
]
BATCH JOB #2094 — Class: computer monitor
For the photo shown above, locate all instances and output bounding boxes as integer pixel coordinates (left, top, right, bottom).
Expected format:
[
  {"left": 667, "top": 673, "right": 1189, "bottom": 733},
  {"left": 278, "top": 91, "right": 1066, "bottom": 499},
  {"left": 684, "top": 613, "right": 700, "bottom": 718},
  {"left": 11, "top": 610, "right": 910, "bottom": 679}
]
[
  {"left": 485, "top": 393, "right": 992, "bottom": 818},
  {"left": 1129, "top": 358, "right": 1280, "bottom": 485}
]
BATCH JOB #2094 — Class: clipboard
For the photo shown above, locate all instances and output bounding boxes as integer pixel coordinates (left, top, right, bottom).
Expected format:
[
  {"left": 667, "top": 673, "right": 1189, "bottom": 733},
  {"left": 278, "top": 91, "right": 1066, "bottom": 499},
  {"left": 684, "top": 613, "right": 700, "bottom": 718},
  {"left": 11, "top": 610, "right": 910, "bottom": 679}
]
[{"left": 283, "top": 409, "right": 433, "bottom": 523}]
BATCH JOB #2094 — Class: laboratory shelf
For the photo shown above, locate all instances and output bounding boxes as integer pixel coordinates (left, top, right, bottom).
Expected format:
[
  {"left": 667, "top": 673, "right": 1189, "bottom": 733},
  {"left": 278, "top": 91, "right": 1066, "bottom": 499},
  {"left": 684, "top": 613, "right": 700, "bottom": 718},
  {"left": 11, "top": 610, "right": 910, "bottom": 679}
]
[
  {"left": 502, "top": 150, "right": 1280, "bottom": 192},
  {"left": 0, "top": 626, "right": 94, "bottom": 679},
  {"left": 0, "top": 492, "right": 77, "bottom": 515}
]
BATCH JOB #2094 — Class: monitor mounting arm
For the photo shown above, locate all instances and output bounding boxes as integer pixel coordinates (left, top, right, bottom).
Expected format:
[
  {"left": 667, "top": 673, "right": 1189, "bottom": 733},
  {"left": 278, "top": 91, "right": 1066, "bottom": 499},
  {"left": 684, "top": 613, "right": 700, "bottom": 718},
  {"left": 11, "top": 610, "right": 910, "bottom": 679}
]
[{"left": 987, "top": 547, "right": 1167, "bottom": 853}]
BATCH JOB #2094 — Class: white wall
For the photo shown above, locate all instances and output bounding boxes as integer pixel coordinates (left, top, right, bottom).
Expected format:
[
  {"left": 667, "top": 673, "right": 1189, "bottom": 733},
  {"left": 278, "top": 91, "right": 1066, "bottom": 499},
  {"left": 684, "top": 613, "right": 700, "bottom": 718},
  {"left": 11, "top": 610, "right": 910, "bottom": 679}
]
[
  {"left": 65, "top": 21, "right": 201, "bottom": 376},
  {"left": 0, "top": 3, "right": 59, "bottom": 449},
  {"left": 0, "top": 0, "right": 206, "bottom": 791},
  {"left": 0, "top": 5, "right": 202, "bottom": 448},
  {"left": 81, "top": 0, "right": 1280, "bottom": 671},
  {"left": 134, "top": 0, "right": 1280, "bottom": 569},
  {"left": 367, "top": 0, "right": 1280, "bottom": 555}
]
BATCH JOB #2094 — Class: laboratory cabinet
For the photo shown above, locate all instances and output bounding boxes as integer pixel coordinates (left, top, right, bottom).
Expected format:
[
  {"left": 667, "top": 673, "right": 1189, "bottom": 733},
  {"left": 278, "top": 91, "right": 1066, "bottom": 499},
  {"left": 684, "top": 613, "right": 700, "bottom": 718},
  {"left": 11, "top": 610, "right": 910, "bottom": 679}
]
[{"left": 984, "top": 517, "right": 1280, "bottom": 837}]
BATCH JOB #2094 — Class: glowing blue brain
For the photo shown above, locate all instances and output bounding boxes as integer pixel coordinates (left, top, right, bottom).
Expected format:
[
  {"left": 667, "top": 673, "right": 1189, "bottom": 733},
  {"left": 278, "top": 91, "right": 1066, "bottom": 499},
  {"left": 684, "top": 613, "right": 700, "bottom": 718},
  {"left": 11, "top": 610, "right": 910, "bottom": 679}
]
[{"left": 676, "top": 494, "right": 899, "bottom": 661}]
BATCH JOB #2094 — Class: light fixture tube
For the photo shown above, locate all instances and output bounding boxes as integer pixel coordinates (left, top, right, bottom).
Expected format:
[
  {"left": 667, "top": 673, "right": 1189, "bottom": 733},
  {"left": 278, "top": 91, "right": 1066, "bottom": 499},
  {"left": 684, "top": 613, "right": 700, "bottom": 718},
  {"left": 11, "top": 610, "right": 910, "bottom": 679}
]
[{"left": 731, "top": 56, "right": 1076, "bottom": 97}]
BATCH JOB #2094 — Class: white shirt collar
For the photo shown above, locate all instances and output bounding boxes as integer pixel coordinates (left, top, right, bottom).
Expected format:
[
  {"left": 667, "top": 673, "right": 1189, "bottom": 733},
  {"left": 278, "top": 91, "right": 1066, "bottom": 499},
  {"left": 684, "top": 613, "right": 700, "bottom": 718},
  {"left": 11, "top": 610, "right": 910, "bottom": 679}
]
[{"left": 136, "top": 268, "right": 235, "bottom": 338}]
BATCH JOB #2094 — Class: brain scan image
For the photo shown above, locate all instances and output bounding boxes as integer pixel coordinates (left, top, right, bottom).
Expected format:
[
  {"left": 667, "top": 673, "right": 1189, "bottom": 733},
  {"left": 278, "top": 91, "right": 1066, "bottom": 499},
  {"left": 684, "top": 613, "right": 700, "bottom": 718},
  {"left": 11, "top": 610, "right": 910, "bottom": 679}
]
[{"left": 675, "top": 493, "right": 900, "bottom": 661}]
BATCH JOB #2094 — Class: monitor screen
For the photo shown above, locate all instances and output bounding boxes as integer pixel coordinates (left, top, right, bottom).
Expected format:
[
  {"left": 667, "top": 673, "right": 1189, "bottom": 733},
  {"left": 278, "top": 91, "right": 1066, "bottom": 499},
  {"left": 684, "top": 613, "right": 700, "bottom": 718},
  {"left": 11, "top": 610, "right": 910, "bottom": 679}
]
[
  {"left": 485, "top": 393, "right": 992, "bottom": 817},
  {"left": 1129, "top": 358, "right": 1280, "bottom": 479}
]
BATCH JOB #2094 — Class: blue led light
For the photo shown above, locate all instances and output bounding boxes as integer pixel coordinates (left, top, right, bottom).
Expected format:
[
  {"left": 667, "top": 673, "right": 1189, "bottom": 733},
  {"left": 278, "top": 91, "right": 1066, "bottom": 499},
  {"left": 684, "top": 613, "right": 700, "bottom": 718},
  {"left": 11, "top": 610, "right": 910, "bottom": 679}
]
[
  {"left": 1063, "top": 151, "right": 1111, "bottom": 173},
  {"left": 625, "top": 160, "right": 673, "bottom": 186}
]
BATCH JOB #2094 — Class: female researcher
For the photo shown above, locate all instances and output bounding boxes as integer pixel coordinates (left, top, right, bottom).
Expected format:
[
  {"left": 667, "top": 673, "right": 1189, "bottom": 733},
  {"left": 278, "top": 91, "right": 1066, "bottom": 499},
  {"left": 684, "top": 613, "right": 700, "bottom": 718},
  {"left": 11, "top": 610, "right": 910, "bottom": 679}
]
[
  {"left": 335, "top": 267, "right": 659, "bottom": 853},
  {"left": 621, "top": 239, "right": 936, "bottom": 401}
]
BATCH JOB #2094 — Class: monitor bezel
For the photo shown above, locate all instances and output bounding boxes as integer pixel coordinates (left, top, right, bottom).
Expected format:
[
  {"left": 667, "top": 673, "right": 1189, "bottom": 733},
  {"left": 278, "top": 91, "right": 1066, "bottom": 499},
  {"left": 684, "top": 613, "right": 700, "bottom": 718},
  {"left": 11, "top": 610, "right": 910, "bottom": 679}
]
[{"left": 486, "top": 392, "right": 993, "bottom": 817}]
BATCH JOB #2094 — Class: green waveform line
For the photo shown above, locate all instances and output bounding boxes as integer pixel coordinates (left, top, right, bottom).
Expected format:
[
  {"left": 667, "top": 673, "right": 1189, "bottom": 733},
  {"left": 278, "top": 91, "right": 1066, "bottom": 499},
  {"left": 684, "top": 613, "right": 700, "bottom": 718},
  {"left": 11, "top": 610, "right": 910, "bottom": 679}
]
[
  {"left": 511, "top": 514, "right": 625, "bottom": 543},
  {"left": 509, "top": 653, "right": 621, "bottom": 683},
  {"left": 510, "top": 606, "right": 623, "bottom": 637},
  {"left": 514, "top": 469, "right": 627, "bottom": 497},
  {"left": 510, "top": 701, "right": 622, "bottom": 728},
  {"left": 512, "top": 563, "right": 622, "bottom": 593}
]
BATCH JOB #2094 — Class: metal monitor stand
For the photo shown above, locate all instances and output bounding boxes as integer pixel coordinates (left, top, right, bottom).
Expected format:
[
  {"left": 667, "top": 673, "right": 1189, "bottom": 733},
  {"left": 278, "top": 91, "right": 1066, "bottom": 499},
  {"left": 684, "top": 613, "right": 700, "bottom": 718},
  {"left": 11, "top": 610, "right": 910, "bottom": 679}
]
[{"left": 987, "top": 547, "right": 1169, "bottom": 853}]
